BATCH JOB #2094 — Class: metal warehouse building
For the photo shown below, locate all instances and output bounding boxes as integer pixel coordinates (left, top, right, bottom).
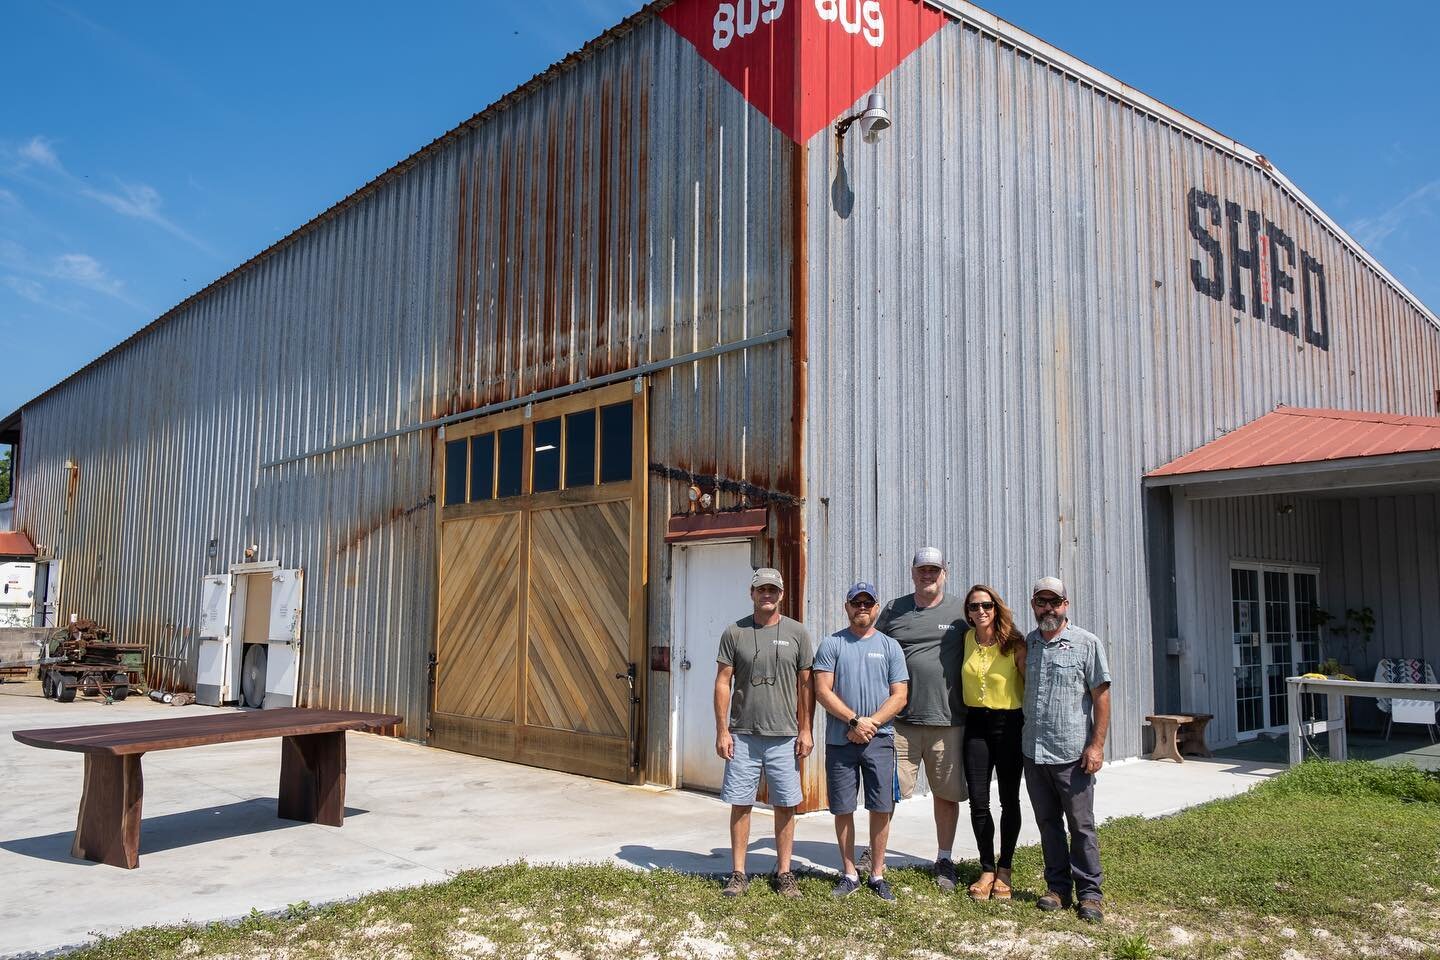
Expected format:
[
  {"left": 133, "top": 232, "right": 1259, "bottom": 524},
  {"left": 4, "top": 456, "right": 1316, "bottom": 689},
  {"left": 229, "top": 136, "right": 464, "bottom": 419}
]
[{"left": 3, "top": 0, "right": 1439, "bottom": 800}]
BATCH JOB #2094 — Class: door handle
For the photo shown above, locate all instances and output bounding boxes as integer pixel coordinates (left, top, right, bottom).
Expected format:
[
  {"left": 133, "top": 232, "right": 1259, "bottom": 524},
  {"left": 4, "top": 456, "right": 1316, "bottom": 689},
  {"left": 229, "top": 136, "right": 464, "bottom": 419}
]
[{"left": 680, "top": 659, "right": 692, "bottom": 671}]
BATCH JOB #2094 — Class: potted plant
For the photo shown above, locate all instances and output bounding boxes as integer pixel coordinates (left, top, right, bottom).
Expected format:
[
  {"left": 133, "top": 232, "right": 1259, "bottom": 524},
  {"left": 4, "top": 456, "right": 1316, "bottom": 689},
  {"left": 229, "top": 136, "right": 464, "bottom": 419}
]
[{"left": 1311, "top": 606, "right": 1375, "bottom": 677}]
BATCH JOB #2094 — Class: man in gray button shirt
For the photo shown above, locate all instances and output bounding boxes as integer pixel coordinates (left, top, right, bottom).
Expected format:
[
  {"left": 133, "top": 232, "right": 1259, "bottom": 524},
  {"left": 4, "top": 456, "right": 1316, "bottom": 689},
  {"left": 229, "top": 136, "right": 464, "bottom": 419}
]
[
  {"left": 1021, "top": 576, "right": 1112, "bottom": 924},
  {"left": 873, "top": 546, "right": 968, "bottom": 892}
]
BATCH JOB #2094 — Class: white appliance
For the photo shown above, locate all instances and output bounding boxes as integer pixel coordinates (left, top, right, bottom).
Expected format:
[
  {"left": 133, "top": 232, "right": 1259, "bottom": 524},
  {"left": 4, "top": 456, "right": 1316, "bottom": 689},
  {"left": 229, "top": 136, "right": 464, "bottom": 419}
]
[
  {"left": 196, "top": 568, "right": 304, "bottom": 708},
  {"left": 196, "top": 574, "right": 238, "bottom": 705},
  {"left": 0, "top": 561, "right": 36, "bottom": 628}
]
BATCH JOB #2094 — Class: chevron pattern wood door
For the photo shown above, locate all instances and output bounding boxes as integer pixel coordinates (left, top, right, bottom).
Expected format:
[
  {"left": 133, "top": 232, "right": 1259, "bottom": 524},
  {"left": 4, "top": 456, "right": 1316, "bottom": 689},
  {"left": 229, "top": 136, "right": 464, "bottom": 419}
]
[
  {"left": 431, "top": 380, "right": 647, "bottom": 784},
  {"left": 434, "top": 513, "right": 521, "bottom": 723},
  {"left": 527, "top": 501, "right": 631, "bottom": 738}
]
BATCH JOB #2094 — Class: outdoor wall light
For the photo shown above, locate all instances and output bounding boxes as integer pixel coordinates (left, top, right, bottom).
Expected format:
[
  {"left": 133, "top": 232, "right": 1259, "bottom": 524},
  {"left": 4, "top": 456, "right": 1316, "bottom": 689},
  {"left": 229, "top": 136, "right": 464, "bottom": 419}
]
[{"left": 835, "top": 94, "right": 892, "bottom": 147}]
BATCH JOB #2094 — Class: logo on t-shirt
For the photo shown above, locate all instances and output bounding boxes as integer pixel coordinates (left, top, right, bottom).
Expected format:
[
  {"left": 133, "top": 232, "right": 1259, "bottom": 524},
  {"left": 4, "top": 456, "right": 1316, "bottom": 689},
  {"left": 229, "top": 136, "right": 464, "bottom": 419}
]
[
  {"left": 772, "top": 639, "right": 791, "bottom": 646},
  {"left": 866, "top": 652, "right": 886, "bottom": 659}
]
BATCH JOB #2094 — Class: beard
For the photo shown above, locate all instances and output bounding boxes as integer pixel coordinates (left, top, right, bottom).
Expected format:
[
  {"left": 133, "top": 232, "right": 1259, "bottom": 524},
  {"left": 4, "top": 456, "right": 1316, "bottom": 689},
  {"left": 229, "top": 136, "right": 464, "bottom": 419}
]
[{"left": 1037, "top": 612, "right": 1063, "bottom": 632}]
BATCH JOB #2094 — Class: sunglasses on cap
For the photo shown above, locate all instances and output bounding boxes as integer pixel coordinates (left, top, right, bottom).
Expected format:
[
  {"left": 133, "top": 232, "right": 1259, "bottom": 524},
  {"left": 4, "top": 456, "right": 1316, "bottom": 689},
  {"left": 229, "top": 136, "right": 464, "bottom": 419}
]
[{"left": 966, "top": 601, "right": 995, "bottom": 612}]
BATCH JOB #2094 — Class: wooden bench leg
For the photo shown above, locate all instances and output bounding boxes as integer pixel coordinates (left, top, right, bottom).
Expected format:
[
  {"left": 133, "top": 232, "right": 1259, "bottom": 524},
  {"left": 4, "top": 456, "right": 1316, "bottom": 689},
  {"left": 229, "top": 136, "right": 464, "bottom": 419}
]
[
  {"left": 1149, "top": 720, "right": 1184, "bottom": 763},
  {"left": 279, "top": 731, "right": 346, "bottom": 827},
  {"left": 1181, "top": 717, "right": 1214, "bottom": 758},
  {"left": 73, "top": 753, "right": 144, "bottom": 868}
]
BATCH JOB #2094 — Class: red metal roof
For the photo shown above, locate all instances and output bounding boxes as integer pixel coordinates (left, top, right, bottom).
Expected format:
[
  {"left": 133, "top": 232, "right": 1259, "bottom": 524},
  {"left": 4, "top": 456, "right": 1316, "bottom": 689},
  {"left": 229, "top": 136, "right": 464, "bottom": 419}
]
[
  {"left": 0, "top": 531, "right": 36, "bottom": 558},
  {"left": 1147, "top": 406, "right": 1440, "bottom": 479}
]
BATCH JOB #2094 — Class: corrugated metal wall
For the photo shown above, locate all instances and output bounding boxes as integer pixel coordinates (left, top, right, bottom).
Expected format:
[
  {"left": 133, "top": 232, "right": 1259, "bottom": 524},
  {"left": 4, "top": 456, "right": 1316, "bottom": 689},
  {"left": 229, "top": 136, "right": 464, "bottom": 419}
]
[
  {"left": 804, "top": 18, "right": 1440, "bottom": 760},
  {"left": 1322, "top": 494, "right": 1440, "bottom": 670},
  {"left": 13, "top": 10, "right": 798, "bottom": 757}
]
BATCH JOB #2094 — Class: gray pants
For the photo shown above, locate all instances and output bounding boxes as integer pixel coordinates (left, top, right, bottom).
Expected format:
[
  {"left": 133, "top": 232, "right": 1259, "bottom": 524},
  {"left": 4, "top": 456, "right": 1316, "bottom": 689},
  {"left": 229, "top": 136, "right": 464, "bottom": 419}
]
[{"left": 1023, "top": 757, "right": 1102, "bottom": 903}]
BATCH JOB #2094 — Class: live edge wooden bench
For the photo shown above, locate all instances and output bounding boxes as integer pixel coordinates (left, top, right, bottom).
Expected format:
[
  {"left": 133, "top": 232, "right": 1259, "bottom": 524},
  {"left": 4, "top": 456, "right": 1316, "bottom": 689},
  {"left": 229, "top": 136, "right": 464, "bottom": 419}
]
[
  {"left": 1145, "top": 713, "right": 1215, "bottom": 763},
  {"left": 13, "top": 707, "right": 401, "bottom": 869}
]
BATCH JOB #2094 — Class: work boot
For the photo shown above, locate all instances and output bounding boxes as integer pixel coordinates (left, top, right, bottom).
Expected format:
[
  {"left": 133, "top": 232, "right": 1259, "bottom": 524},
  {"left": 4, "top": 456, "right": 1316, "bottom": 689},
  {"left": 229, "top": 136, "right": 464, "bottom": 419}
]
[
  {"left": 720, "top": 871, "right": 749, "bottom": 898},
  {"left": 1037, "top": 890, "right": 1071, "bottom": 912},
  {"left": 933, "top": 857, "right": 957, "bottom": 893},
  {"left": 1076, "top": 899, "right": 1104, "bottom": 924},
  {"left": 856, "top": 847, "right": 872, "bottom": 876},
  {"left": 775, "top": 871, "right": 802, "bottom": 899}
]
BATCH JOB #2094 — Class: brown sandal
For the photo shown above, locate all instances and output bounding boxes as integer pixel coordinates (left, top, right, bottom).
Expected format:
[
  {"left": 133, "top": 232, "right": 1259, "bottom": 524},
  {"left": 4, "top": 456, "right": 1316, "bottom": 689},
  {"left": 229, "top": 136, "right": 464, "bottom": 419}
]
[
  {"left": 992, "top": 873, "right": 1013, "bottom": 900},
  {"left": 968, "top": 874, "right": 996, "bottom": 900}
]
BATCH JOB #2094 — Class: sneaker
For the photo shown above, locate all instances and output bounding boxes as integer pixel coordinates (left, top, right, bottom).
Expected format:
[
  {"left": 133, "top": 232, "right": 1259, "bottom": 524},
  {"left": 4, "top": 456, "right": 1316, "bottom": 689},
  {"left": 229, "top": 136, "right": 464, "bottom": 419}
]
[
  {"left": 868, "top": 877, "right": 897, "bottom": 902},
  {"left": 832, "top": 875, "right": 861, "bottom": 899},
  {"left": 856, "top": 848, "right": 872, "bottom": 876},
  {"left": 933, "top": 858, "right": 957, "bottom": 894},
  {"left": 775, "top": 871, "right": 802, "bottom": 899},
  {"left": 720, "top": 871, "right": 749, "bottom": 898},
  {"left": 1076, "top": 899, "right": 1104, "bottom": 924},
  {"left": 1036, "top": 891, "right": 1071, "bottom": 912}
]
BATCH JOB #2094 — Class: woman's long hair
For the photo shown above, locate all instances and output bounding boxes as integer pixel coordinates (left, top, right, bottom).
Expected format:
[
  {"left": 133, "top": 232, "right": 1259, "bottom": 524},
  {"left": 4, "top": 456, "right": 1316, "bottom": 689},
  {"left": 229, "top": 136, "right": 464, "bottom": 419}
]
[{"left": 965, "top": 584, "right": 1025, "bottom": 658}]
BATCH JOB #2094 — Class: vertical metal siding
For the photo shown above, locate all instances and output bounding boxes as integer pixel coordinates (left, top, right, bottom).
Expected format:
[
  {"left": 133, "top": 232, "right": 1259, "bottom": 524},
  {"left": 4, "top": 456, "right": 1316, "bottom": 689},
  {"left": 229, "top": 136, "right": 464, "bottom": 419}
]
[
  {"left": 13, "top": 11, "right": 797, "bottom": 763},
  {"left": 1323, "top": 494, "right": 1440, "bottom": 671},
  {"left": 805, "top": 20, "right": 1440, "bottom": 760}
]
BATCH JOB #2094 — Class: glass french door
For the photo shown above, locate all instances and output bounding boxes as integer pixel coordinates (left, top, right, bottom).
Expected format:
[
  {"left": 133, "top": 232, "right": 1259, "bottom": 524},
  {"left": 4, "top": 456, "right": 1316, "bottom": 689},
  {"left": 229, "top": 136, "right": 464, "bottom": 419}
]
[{"left": 1231, "top": 565, "right": 1322, "bottom": 737}]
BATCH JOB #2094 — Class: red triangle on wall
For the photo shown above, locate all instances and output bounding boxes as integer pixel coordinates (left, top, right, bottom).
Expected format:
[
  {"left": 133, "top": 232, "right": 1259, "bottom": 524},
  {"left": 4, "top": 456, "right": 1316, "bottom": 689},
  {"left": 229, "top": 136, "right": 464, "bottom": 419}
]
[{"left": 661, "top": 0, "right": 947, "bottom": 144}]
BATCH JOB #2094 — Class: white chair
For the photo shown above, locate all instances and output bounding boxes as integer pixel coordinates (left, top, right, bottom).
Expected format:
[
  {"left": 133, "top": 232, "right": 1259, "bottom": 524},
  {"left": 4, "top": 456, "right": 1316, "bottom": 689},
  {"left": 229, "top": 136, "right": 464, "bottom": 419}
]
[{"left": 1374, "top": 658, "right": 1439, "bottom": 743}]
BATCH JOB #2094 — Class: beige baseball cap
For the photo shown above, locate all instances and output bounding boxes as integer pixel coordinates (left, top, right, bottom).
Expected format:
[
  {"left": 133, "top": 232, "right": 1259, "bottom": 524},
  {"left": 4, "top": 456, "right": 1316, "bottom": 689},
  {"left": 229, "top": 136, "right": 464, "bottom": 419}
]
[{"left": 751, "top": 568, "right": 784, "bottom": 590}]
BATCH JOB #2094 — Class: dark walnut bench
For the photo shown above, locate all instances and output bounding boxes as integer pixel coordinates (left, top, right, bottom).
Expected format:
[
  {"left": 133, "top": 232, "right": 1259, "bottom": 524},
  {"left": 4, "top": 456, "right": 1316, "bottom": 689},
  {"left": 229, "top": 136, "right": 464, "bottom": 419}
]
[
  {"left": 13, "top": 707, "right": 401, "bottom": 868},
  {"left": 1145, "top": 713, "right": 1215, "bottom": 763}
]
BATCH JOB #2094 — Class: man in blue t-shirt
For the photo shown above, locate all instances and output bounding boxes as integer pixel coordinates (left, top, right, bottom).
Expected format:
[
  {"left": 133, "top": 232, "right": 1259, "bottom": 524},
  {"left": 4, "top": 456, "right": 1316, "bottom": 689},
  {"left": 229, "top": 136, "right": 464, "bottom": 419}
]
[{"left": 813, "top": 580, "right": 909, "bottom": 902}]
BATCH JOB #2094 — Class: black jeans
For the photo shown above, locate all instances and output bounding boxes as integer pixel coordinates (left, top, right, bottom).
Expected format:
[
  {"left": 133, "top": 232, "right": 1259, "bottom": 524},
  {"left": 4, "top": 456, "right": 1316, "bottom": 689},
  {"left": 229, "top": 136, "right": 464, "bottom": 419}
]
[
  {"left": 962, "top": 706, "right": 1024, "bottom": 871},
  {"left": 1022, "top": 757, "right": 1102, "bottom": 903}
]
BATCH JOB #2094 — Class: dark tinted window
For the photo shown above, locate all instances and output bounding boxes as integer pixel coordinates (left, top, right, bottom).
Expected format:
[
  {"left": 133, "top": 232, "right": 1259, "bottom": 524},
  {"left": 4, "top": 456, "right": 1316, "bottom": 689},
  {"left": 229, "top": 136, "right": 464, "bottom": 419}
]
[
  {"left": 444, "top": 439, "right": 468, "bottom": 505},
  {"left": 532, "top": 418, "right": 561, "bottom": 493},
  {"left": 497, "top": 426, "right": 524, "bottom": 498},
  {"left": 564, "top": 409, "right": 596, "bottom": 489},
  {"left": 469, "top": 433, "right": 495, "bottom": 502},
  {"left": 599, "top": 401, "right": 633, "bottom": 484}
]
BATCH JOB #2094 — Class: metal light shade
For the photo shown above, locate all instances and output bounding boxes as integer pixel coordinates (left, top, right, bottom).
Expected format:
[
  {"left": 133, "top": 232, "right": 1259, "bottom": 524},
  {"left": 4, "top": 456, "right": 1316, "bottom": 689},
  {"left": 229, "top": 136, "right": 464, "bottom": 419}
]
[{"left": 858, "top": 94, "right": 892, "bottom": 143}]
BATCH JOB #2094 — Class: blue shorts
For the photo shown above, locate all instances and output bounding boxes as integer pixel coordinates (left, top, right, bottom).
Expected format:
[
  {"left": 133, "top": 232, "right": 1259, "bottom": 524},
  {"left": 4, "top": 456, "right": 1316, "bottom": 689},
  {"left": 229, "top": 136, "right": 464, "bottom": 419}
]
[
  {"left": 720, "top": 733, "right": 805, "bottom": 808},
  {"left": 825, "top": 734, "right": 898, "bottom": 815}
]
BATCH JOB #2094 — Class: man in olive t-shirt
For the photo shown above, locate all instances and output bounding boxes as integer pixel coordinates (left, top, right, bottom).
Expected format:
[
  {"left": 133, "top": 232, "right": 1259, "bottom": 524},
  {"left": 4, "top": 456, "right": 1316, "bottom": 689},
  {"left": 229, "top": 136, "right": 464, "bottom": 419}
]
[
  {"left": 714, "top": 567, "right": 814, "bottom": 899},
  {"left": 873, "top": 546, "right": 969, "bottom": 892}
]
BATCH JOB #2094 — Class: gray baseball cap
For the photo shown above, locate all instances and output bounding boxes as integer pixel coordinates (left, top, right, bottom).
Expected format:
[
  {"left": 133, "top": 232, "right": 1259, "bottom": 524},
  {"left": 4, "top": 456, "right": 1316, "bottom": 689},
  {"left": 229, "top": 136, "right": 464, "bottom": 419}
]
[
  {"left": 1031, "top": 576, "right": 1066, "bottom": 598},
  {"left": 751, "top": 568, "right": 784, "bottom": 590},
  {"left": 912, "top": 546, "right": 944, "bottom": 568}
]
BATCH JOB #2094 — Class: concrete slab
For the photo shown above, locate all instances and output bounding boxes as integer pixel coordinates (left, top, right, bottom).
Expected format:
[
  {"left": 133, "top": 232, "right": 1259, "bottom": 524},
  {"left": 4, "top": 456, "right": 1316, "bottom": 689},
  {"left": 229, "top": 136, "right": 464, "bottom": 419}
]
[{"left": 0, "top": 682, "right": 1281, "bottom": 957}]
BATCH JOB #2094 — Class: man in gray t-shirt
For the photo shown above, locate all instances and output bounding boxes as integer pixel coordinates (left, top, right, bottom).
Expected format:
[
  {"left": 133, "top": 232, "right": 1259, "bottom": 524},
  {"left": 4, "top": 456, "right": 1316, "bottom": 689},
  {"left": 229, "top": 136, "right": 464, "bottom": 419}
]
[
  {"left": 714, "top": 567, "right": 814, "bottom": 900},
  {"left": 873, "top": 546, "right": 968, "bottom": 892}
]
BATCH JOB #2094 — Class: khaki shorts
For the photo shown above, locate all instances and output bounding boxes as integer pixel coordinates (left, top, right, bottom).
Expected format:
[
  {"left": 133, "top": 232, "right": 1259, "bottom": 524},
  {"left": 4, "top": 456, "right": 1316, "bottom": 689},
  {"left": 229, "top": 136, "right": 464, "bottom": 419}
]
[{"left": 893, "top": 721, "right": 967, "bottom": 802}]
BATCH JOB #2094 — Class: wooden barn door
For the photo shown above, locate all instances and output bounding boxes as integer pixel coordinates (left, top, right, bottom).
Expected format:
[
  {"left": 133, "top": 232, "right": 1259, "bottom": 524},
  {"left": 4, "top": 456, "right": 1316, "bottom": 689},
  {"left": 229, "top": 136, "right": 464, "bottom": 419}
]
[{"left": 432, "top": 381, "right": 647, "bottom": 783}]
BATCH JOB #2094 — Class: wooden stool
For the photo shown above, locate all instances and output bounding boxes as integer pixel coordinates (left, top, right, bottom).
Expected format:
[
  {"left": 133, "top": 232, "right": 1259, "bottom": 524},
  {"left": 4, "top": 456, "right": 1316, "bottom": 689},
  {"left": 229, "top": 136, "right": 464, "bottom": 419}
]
[{"left": 1146, "top": 713, "right": 1215, "bottom": 762}]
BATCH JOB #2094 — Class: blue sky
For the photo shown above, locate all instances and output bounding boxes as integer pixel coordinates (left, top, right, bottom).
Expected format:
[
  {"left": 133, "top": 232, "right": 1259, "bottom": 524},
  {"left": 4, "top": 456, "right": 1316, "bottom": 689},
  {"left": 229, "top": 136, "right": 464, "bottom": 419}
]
[{"left": 3, "top": 0, "right": 1437, "bottom": 418}]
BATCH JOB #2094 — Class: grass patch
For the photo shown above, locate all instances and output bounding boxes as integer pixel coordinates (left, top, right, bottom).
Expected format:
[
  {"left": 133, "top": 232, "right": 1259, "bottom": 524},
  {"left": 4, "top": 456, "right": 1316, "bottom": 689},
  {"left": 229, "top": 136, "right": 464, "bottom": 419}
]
[{"left": 65, "top": 761, "right": 1440, "bottom": 960}]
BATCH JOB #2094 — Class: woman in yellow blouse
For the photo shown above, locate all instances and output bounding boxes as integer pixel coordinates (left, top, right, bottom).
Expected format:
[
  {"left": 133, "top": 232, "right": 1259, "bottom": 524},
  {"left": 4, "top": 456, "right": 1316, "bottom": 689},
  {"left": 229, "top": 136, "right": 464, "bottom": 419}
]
[{"left": 960, "top": 583, "right": 1026, "bottom": 900}]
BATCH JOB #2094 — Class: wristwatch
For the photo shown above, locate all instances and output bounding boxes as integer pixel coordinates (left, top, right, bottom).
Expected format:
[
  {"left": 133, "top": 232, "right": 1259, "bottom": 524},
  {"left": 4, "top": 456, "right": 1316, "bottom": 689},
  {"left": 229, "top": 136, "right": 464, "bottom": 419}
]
[{"left": 848, "top": 715, "right": 860, "bottom": 729}]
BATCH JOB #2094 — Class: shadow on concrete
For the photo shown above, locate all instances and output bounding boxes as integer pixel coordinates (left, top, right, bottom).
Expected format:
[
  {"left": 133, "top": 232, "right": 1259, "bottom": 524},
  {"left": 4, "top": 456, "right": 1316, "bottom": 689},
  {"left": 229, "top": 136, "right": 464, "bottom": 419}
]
[{"left": 1, "top": 799, "right": 368, "bottom": 864}]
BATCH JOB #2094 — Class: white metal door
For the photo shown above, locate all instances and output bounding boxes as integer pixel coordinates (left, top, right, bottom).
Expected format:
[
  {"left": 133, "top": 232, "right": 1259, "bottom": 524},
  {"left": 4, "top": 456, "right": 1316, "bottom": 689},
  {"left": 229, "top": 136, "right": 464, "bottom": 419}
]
[
  {"left": 197, "top": 574, "right": 234, "bottom": 705},
  {"left": 263, "top": 569, "right": 304, "bottom": 708},
  {"left": 0, "top": 561, "right": 36, "bottom": 627},
  {"left": 674, "top": 541, "right": 756, "bottom": 793}
]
